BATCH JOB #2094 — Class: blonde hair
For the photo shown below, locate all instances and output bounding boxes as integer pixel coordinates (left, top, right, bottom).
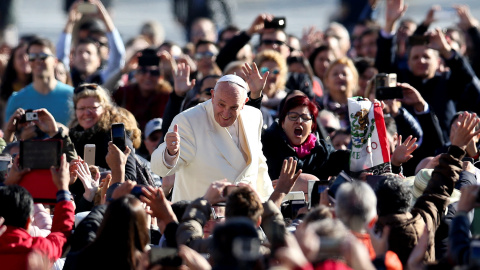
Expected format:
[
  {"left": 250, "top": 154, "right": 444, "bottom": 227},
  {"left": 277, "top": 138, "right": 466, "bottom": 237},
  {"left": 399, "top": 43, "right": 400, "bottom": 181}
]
[
  {"left": 70, "top": 84, "right": 117, "bottom": 132},
  {"left": 254, "top": 50, "right": 287, "bottom": 91},
  {"left": 324, "top": 57, "right": 359, "bottom": 97}
]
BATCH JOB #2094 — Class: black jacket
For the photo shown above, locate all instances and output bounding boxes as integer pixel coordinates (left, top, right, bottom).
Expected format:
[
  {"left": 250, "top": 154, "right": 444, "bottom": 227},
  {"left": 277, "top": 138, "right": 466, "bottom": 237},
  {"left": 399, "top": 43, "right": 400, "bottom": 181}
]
[{"left": 261, "top": 121, "right": 349, "bottom": 179}]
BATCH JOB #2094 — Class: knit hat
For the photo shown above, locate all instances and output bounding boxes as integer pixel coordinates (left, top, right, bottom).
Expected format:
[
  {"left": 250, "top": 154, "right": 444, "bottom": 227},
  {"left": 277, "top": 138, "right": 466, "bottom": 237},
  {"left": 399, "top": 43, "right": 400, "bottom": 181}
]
[{"left": 404, "top": 169, "right": 461, "bottom": 204}]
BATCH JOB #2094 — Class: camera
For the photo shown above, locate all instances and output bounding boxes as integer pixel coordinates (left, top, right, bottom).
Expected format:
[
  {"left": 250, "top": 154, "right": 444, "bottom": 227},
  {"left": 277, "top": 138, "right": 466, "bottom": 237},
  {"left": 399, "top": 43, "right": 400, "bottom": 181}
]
[
  {"left": 375, "top": 73, "right": 403, "bottom": 100},
  {"left": 264, "top": 17, "right": 286, "bottom": 30},
  {"left": 19, "top": 110, "right": 39, "bottom": 123}
]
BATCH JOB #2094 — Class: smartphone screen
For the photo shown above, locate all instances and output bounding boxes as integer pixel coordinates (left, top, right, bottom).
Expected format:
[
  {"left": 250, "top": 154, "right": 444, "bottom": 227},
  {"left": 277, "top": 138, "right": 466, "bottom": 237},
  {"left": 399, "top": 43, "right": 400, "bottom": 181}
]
[
  {"left": 310, "top": 180, "right": 329, "bottom": 208},
  {"left": 149, "top": 247, "right": 182, "bottom": 266},
  {"left": 84, "top": 144, "right": 96, "bottom": 166},
  {"left": 111, "top": 123, "right": 126, "bottom": 151}
]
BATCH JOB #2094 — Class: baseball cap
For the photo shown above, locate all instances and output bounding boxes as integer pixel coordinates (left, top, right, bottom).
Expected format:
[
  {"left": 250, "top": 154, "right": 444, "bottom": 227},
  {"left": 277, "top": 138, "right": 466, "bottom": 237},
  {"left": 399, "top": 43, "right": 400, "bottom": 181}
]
[{"left": 145, "top": 118, "right": 163, "bottom": 138}]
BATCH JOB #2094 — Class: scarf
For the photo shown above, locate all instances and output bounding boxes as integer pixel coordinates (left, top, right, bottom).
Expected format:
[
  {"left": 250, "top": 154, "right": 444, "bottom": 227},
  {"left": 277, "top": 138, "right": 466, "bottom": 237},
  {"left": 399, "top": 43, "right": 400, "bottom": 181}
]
[{"left": 292, "top": 133, "right": 317, "bottom": 158}]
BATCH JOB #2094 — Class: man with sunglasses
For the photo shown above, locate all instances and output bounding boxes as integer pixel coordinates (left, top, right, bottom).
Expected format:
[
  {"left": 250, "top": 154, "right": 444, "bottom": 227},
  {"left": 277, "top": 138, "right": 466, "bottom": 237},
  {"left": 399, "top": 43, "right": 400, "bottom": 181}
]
[
  {"left": 4, "top": 38, "right": 74, "bottom": 126},
  {"left": 113, "top": 48, "right": 171, "bottom": 132}
]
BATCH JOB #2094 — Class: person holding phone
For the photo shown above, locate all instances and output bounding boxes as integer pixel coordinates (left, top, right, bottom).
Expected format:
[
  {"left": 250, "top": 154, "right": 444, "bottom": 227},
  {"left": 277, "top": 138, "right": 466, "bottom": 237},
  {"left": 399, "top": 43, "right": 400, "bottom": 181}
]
[{"left": 69, "top": 83, "right": 136, "bottom": 187}]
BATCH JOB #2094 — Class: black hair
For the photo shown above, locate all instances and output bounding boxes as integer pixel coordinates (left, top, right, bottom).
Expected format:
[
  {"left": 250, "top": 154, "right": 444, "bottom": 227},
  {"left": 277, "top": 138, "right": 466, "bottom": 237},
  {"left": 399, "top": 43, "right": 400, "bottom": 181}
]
[
  {"left": 0, "top": 44, "right": 33, "bottom": 101},
  {"left": 76, "top": 38, "right": 100, "bottom": 56},
  {"left": 375, "top": 175, "right": 412, "bottom": 216},
  {"left": 308, "top": 45, "right": 331, "bottom": 77},
  {"left": 354, "top": 57, "right": 375, "bottom": 76},
  {"left": 195, "top": 39, "right": 218, "bottom": 51},
  {"left": 219, "top": 25, "right": 240, "bottom": 42},
  {"left": 27, "top": 37, "right": 56, "bottom": 55},
  {"left": 0, "top": 185, "right": 34, "bottom": 228}
]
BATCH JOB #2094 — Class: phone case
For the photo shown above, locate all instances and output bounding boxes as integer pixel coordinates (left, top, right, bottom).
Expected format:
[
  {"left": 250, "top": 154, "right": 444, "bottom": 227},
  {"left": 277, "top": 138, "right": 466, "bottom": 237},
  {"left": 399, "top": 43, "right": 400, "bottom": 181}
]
[{"left": 84, "top": 144, "right": 96, "bottom": 166}]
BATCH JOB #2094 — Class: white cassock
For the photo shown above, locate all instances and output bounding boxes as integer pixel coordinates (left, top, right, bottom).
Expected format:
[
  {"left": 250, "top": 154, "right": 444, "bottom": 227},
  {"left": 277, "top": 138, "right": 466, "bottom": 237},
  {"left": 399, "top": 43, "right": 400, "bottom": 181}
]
[{"left": 151, "top": 99, "right": 274, "bottom": 202}]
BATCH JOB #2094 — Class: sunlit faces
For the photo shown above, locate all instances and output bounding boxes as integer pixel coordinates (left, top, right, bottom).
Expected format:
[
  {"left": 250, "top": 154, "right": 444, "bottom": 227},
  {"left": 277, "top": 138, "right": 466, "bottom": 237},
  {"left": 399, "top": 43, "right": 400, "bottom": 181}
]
[
  {"left": 75, "top": 97, "right": 105, "bottom": 130},
  {"left": 14, "top": 45, "right": 31, "bottom": 75},
  {"left": 211, "top": 82, "right": 248, "bottom": 128},
  {"left": 74, "top": 43, "right": 101, "bottom": 75},
  {"left": 408, "top": 45, "right": 439, "bottom": 79},
  {"left": 28, "top": 45, "right": 56, "bottom": 79},
  {"left": 314, "top": 50, "right": 336, "bottom": 79},
  {"left": 325, "top": 63, "right": 355, "bottom": 96},
  {"left": 135, "top": 66, "right": 161, "bottom": 94},
  {"left": 281, "top": 106, "right": 313, "bottom": 146},
  {"left": 260, "top": 30, "right": 290, "bottom": 58},
  {"left": 260, "top": 60, "right": 281, "bottom": 98},
  {"left": 55, "top": 62, "right": 68, "bottom": 84},
  {"left": 195, "top": 43, "right": 218, "bottom": 75}
]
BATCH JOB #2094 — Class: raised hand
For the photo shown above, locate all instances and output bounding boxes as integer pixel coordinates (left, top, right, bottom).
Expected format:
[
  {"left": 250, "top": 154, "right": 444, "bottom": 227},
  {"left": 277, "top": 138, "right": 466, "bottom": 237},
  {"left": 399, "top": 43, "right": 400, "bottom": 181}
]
[
  {"left": 367, "top": 225, "right": 390, "bottom": 257},
  {"left": 203, "top": 179, "right": 231, "bottom": 205},
  {"left": 174, "top": 63, "right": 195, "bottom": 97},
  {"left": 428, "top": 28, "right": 453, "bottom": 58},
  {"left": 76, "top": 161, "right": 99, "bottom": 202},
  {"left": 246, "top": 13, "right": 274, "bottom": 36},
  {"left": 391, "top": 134, "right": 418, "bottom": 166},
  {"left": 422, "top": 5, "right": 440, "bottom": 26},
  {"left": 242, "top": 62, "right": 268, "bottom": 100},
  {"left": 385, "top": 0, "right": 408, "bottom": 33},
  {"left": 398, "top": 83, "right": 427, "bottom": 113},
  {"left": 269, "top": 157, "right": 302, "bottom": 207},
  {"left": 455, "top": 5, "right": 479, "bottom": 31},
  {"left": 50, "top": 154, "right": 70, "bottom": 191},
  {"left": 33, "top": 108, "right": 58, "bottom": 137},
  {"left": 451, "top": 112, "right": 480, "bottom": 150},
  {"left": 165, "top": 124, "right": 180, "bottom": 156},
  {"left": 141, "top": 186, "right": 177, "bottom": 233}
]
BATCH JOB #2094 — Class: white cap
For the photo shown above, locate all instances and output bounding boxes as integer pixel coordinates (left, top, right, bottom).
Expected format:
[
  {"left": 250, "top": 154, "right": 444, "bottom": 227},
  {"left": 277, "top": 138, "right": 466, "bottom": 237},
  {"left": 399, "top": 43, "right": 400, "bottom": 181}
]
[
  {"left": 144, "top": 118, "right": 163, "bottom": 138},
  {"left": 216, "top": 74, "right": 249, "bottom": 91}
]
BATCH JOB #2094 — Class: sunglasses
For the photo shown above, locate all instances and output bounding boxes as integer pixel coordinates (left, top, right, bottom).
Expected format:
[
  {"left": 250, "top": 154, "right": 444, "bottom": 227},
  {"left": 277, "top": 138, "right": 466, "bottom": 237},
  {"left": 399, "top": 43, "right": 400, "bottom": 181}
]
[
  {"left": 261, "top": 39, "right": 286, "bottom": 46},
  {"left": 74, "top": 83, "right": 99, "bottom": 94},
  {"left": 194, "top": 51, "right": 216, "bottom": 60},
  {"left": 201, "top": 87, "right": 214, "bottom": 96},
  {"left": 287, "top": 112, "right": 312, "bottom": 122},
  {"left": 260, "top": 67, "right": 280, "bottom": 75},
  {"left": 28, "top": 53, "right": 54, "bottom": 61},
  {"left": 137, "top": 67, "right": 161, "bottom": 76}
]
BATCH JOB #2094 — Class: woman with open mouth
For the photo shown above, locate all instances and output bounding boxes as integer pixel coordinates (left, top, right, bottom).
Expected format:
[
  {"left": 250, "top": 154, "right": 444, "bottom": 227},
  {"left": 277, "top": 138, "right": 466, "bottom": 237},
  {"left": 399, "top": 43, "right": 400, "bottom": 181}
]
[{"left": 262, "top": 94, "right": 350, "bottom": 193}]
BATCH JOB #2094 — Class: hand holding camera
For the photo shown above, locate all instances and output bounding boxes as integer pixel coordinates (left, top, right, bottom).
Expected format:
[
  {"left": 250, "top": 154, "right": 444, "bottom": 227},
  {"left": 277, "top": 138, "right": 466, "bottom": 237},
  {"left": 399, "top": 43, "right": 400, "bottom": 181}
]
[
  {"left": 32, "top": 109, "right": 58, "bottom": 137},
  {"left": 247, "top": 13, "right": 274, "bottom": 36}
]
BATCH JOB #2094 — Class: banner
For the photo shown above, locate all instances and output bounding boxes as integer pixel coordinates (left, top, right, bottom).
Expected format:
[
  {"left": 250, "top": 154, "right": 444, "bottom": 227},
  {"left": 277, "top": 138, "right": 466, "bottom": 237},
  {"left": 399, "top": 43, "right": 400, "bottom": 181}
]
[{"left": 348, "top": 97, "right": 391, "bottom": 175}]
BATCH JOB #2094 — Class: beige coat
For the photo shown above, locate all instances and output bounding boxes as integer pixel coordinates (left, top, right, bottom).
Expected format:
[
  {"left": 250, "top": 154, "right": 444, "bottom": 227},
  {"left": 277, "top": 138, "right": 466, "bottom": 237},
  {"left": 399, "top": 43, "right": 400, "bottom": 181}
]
[{"left": 151, "top": 100, "right": 273, "bottom": 202}]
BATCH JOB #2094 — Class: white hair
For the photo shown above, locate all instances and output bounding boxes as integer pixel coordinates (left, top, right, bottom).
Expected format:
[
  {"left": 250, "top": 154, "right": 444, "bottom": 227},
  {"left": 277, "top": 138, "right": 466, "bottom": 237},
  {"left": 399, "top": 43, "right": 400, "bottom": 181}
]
[{"left": 335, "top": 181, "right": 377, "bottom": 233}]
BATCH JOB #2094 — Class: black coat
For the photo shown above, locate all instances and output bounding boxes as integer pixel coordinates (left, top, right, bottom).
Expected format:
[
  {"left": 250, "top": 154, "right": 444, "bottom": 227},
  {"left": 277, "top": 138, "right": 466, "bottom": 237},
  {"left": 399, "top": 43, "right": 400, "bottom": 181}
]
[{"left": 261, "top": 121, "right": 350, "bottom": 180}]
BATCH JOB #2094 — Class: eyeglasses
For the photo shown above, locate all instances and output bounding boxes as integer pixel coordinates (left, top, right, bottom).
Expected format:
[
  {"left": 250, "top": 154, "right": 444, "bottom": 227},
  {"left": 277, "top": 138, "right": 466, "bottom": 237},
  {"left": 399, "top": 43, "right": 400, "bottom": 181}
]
[
  {"left": 260, "top": 67, "right": 280, "bottom": 75},
  {"left": 261, "top": 39, "right": 286, "bottom": 46},
  {"left": 287, "top": 112, "right": 312, "bottom": 122},
  {"left": 194, "top": 51, "right": 217, "bottom": 60},
  {"left": 74, "top": 83, "right": 99, "bottom": 94},
  {"left": 28, "top": 53, "right": 54, "bottom": 61},
  {"left": 76, "top": 105, "right": 102, "bottom": 113},
  {"left": 137, "top": 67, "right": 161, "bottom": 76}
]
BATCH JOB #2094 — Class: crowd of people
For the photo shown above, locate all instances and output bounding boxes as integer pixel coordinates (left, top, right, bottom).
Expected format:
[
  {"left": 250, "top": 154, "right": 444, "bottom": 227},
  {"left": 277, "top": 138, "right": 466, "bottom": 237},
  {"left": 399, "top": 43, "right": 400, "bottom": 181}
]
[{"left": 2, "top": 0, "right": 480, "bottom": 269}]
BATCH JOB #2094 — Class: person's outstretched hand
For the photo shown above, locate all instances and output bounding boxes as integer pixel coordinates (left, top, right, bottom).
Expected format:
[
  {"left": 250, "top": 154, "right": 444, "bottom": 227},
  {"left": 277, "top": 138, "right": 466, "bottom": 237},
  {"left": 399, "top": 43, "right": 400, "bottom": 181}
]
[
  {"left": 165, "top": 124, "right": 181, "bottom": 156},
  {"left": 242, "top": 62, "right": 267, "bottom": 100},
  {"left": 141, "top": 186, "right": 177, "bottom": 234},
  {"left": 384, "top": 0, "right": 408, "bottom": 33},
  {"left": 33, "top": 108, "right": 58, "bottom": 137},
  {"left": 174, "top": 63, "right": 195, "bottom": 97},
  {"left": 76, "top": 160, "right": 99, "bottom": 202},
  {"left": 4, "top": 155, "right": 30, "bottom": 185},
  {"left": 391, "top": 134, "right": 418, "bottom": 166},
  {"left": 451, "top": 112, "right": 480, "bottom": 150},
  {"left": 50, "top": 154, "right": 70, "bottom": 191},
  {"left": 246, "top": 13, "right": 274, "bottom": 36}
]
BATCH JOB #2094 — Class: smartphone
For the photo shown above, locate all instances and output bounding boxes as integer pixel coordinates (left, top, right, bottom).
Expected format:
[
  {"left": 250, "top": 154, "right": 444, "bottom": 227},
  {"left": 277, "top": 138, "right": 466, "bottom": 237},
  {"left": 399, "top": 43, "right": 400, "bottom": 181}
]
[
  {"left": 20, "top": 140, "right": 62, "bottom": 169},
  {"left": 111, "top": 123, "right": 126, "bottom": 151},
  {"left": 376, "top": 86, "right": 404, "bottom": 100},
  {"left": 149, "top": 247, "right": 182, "bottom": 267},
  {"left": 138, "top": 55, "right": 160, "bottom": 67},
  {"left": 84, "top": 144, "right": 96, "bottom": 166},
  {"left": 366, "top": 175, "right": 388, "bottom": 189},
  {"left": 232, "top": 237, "right": 261, "bottom": 261},
  {"left": 78, "top": 1, "right": 98, "bottom": 14},
  {"left": 264, "top": 17, "right": 286, "bottom": 29},
  {"left": 310, "top": 180, "right": 330, "bottom": 208}
]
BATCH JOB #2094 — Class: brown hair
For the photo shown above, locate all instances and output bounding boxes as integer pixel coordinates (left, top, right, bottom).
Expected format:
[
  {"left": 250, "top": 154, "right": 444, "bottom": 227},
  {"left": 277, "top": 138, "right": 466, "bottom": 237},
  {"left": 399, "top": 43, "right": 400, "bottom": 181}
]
[
  {"left": 324, "top": 57, "right": 359, "bottom": 97},
  {"left": 254, "top": 49, "right": 287, "bottom": 92},
  {"left": 226, "top": 186, "right": 264, "bottom": 224}
]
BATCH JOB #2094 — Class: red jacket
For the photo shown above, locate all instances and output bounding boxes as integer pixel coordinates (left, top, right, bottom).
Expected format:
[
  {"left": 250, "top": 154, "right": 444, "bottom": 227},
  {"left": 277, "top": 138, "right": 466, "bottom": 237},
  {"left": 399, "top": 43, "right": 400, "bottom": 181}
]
[{"left": 0, "top": 200, "right": 75, "bottom": 270}]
